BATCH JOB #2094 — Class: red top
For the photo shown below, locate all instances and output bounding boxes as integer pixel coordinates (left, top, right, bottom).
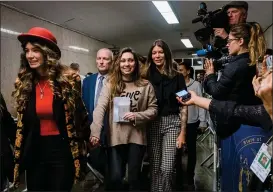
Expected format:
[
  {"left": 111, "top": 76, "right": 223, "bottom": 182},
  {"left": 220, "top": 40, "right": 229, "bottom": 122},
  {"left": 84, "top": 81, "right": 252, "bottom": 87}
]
[{"left": 36, "top": 80, "right": 60, "bottom": 136}]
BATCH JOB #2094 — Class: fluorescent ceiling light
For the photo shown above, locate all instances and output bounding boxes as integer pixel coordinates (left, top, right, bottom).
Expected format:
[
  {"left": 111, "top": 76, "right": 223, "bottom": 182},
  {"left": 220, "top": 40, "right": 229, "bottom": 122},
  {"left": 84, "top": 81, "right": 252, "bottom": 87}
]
[
  {"left": 152, "top": 1, "right": 179, "bottom": 24},
  {"left": 68, "top": 46, "right": 89, "bottom": 52},
  {"left": 181, "top": 39, "right": 193, "bottom": 48},
  {"left": 1, "top": 28, "right": 21, "bottom": 35},
  {"left": 192, "top": 53, "right": 197, "bottom": 56}
]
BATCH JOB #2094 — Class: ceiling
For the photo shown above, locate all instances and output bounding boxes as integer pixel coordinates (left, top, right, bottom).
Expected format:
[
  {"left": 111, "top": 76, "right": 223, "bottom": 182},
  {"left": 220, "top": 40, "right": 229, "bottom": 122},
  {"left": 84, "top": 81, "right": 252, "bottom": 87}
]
[{"left": 3, "top": 1, "right": 273, "bottom": 55}]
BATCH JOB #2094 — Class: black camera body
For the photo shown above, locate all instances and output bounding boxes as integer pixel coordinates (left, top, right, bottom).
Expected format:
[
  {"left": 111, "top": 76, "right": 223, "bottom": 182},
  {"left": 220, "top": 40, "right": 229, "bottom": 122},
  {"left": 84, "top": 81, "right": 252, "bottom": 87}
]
[
  {"left": 193, "top": 2, "right": 231, "bottom": 71},
  {"left": 213, "top": 55, "right": 233, "bottom": 71},
  {"left": 192, "top": 2, "right": 229, "bottom": 42}
]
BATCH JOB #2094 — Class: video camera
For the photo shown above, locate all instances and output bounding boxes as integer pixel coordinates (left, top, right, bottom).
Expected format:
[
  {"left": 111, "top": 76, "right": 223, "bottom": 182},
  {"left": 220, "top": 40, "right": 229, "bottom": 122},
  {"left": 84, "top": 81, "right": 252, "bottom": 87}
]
[
  {"left": 192, "top": 2, "right": 231, "bottom": 70},
  {"left": 196, "top": 44, "right": 232, "bottom": 71},
  {"left": 192, "top": 2, "right": 229, "bottom": 43}
]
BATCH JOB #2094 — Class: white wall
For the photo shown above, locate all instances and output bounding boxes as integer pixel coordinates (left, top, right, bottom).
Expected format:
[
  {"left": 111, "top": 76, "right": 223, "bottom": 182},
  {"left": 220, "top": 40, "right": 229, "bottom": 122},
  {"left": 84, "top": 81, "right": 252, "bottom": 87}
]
[{"left": 1, "top": 5, "right": 112, "bottom": 115}]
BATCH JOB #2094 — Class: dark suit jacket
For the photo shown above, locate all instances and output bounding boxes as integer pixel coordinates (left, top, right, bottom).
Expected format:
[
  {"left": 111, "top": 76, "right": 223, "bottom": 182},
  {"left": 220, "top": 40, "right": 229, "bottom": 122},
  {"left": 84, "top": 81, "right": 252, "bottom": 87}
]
[{"left": 82, "top": 73, "right": 109, "bottom": 146}]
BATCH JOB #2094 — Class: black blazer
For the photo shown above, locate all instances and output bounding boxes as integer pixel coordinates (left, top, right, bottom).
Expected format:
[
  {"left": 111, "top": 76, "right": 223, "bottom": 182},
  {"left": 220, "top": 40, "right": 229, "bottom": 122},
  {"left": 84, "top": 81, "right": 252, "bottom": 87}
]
[
  {"left": 209, "top": 99, "right": 272, "bottom": 138},
  {"left": 0, "top": 93, "right": 16, "bottom": 182},
  {"left": 19, "top": 83, "right": 90, "bottom": 170}
]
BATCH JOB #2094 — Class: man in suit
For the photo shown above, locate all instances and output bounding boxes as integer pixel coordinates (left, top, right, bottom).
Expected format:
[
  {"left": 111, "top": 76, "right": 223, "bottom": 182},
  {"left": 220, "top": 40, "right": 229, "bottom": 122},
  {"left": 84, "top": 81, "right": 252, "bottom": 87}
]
[{"left": 82, "top": 48, "right": 113, "bottom": 178}]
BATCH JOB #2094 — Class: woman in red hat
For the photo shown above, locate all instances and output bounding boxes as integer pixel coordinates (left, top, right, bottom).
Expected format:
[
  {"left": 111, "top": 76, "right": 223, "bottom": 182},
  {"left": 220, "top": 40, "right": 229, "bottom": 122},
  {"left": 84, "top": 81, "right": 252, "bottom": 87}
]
[{"left": 11, "top": 27, "right": 90, "bottom": 191}]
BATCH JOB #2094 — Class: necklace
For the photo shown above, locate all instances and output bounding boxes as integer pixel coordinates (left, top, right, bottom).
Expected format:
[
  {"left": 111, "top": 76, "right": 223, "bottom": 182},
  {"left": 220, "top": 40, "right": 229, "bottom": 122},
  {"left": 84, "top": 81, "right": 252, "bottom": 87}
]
[{"left": 37, "top": 81, "right": 47, "bottom": 99}]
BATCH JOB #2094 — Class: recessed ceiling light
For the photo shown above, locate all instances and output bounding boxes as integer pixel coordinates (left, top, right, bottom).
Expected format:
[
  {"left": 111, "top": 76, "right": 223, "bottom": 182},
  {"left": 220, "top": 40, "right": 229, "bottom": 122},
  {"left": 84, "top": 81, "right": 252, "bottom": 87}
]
[
  {"left": 68, "top": 46, "right": 89, "bottom": 52},
  {"left": 1, "top": 27, "right": 21, "bottom": 35},
  {"left": 181, "top": 39, "right": 193, "bottom": 48},
  {"left": 152, "top": 1, "right": 179, "bottom": 24}
]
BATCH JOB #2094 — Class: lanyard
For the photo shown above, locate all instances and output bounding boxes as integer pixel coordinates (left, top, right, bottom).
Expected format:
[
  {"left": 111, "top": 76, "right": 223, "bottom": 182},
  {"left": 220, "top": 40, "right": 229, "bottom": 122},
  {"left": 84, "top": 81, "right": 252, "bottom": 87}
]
[{"left": 266, "top": 135, "right": 273, "bottom": 145}]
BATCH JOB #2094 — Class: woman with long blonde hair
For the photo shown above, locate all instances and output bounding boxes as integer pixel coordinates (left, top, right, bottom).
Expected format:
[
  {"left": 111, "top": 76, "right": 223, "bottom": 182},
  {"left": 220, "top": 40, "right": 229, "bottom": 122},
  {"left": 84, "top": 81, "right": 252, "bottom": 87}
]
[
  {"left": 203, "top": 22, "right": 269, "bottom": 192},
  {"left": 90, "top": 47, "right": 157, "bottom": 191},
  {"left": 11, "top": 27, "right": 90, "bottom": 191}
]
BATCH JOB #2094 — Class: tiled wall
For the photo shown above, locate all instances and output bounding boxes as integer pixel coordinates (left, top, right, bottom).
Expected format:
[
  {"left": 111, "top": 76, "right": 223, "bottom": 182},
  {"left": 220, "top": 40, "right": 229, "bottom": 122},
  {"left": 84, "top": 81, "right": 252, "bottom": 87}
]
[{"left": 1, "top": 5, "right": 113, "bottom": 115}]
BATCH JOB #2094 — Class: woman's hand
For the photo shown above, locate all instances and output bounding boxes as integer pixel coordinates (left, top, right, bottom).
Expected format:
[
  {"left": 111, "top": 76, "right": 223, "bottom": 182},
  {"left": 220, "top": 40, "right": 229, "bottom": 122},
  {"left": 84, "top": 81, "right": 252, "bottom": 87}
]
[
  {"left": 176, "top": 133, "right": 186, "bottom": 149},
  {"left": 253, "top": 71, "right": 273, "bottom": 119},
  {"left": 252, "top": 75, "right": 262, "bottom": 95},
  {"left": 253, "top": 71, "right": 272, "bottom": 99},
  {"left": 204, "top": 58, "right": 215, "bottom": 75},
  {"left": 89, "top": 136, "right": 100, "bottom": 147},
  {"left": 176, "top": 90, "right": 198, "bottom": 106},
  {"left": 259, "top": 55, "right": 271, "bottom": 76},
  {"left": 123, "top": 112, "right": 136, "bottom": 122}
]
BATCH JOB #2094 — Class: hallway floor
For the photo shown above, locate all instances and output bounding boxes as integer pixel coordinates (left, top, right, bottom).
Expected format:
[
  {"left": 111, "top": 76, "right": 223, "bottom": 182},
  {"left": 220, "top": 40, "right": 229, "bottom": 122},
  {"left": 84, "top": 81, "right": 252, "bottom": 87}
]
[
  {"left": 74, "top": 130, "right": 216, "bottom": 192},
  {"left": 12, "top": 130, "right": 215, "bottom": 192}
]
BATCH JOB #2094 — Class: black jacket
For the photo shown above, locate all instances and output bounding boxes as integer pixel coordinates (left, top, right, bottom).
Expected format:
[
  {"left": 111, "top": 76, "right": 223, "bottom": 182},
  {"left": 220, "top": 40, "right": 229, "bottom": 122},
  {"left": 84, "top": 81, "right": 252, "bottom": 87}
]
[
  {"left": 204, "top": 52, "right": 262, "bottom": 138},
  {"left": 0, "top": 93, "right": 16, "bottom": 182},
  {"left": 204, "top": 52, "right": 261, "bottom": 105},
  {"left": 12, "top": 81, "right": 90, "bottom": 188},
  {"left": 209, "top": 100, "right": 273, "bottom": 191},
  {"left": 209, "top": 100, "right": 272, "bottom": 137},
  {"left": 148, "top": 64, "right": 187, "bottom": 116}
]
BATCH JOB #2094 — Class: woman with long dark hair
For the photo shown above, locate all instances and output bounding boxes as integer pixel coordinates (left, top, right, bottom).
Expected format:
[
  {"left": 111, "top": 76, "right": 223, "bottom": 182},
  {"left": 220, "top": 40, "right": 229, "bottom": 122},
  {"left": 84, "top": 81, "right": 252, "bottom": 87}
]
[
  {"left": 11, "top": 27, "right": 90, "bottom": 191},
  {"left": 90, "top": 47, "right": 157, "bottom": 191},
  {"left": 142, "top": 39, "right": 188, "bottom": 192}
]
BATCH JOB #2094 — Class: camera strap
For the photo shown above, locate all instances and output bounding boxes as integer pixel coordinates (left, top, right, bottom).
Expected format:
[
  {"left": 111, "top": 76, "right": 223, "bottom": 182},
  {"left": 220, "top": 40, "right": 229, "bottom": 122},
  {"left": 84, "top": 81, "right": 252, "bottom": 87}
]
[{"left": 266, "top": 135, "right": 273, "bottom": 145}]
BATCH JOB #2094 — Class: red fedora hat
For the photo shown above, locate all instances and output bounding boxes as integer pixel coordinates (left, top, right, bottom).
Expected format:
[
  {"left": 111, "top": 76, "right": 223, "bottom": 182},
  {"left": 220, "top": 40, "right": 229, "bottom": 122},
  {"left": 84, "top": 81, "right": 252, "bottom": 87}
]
[{"left": 18, "top": 27, "right": 61, "bottom": 59}]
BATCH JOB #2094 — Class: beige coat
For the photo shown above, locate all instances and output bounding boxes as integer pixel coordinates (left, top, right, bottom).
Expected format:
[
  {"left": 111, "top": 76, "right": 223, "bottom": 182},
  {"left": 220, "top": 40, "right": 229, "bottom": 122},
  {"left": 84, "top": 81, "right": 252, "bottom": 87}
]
[{"left": 91, "top": 81, "right": 157, "bottom": 146}]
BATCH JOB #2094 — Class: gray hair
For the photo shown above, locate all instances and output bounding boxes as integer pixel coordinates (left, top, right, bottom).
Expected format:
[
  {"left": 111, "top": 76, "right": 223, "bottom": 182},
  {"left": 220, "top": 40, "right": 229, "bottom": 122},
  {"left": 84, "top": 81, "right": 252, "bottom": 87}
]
[{"left": 97, "top": 48, "right": 114, "bottom": 61}]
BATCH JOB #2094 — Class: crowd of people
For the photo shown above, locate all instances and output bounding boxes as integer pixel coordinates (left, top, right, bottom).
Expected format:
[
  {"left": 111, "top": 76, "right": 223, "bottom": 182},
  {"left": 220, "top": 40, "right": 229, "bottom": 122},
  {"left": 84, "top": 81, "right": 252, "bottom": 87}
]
[{"left": 1, "top": 1, "right": 272, "bottom": 192}]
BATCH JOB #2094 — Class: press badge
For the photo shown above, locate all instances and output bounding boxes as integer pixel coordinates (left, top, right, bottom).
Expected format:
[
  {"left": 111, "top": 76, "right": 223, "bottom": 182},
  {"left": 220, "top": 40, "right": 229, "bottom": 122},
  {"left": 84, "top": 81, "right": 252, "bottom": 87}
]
[{"left": 250, "top": 143, "right": 271, "bottom": 182}]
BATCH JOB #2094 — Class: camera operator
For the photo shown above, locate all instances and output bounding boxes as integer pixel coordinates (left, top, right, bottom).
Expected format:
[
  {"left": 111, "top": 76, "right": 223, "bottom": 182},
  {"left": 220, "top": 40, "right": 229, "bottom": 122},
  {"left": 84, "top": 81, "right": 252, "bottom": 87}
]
[
  {"left": 203, "top": 22, "right": 269, "bottom": 191},
  {"left": 176, "top": 66, "right": 273, "bottom": 191},
  {"left": 177, "top": 67, "right": 272, "bottom": 132},
  {"left": 213, "top": 1, "right": 248, "bottom": 42},
  {"left": 204, "top": 22, "right": 266, "bottom": 105}
]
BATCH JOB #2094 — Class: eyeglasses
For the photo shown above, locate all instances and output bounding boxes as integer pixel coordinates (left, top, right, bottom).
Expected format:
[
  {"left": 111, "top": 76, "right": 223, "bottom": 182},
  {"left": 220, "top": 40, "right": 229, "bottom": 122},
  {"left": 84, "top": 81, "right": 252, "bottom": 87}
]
[{"left": 227, "top": 38, "right": 239, "bottom": 44}]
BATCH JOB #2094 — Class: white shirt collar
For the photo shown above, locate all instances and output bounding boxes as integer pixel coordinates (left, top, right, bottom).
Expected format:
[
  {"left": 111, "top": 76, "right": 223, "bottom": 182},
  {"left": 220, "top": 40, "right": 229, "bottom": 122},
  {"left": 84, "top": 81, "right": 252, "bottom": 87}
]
[{"left": 97, "top": 72, "right": 107, "bottom": 79}]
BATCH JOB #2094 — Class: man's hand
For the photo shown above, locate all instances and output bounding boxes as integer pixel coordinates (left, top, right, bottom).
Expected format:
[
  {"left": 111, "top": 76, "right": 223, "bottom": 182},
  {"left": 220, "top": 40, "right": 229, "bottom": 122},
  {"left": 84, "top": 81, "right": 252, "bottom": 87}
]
[{"left": 213, "top": 28, "right": 228, "bottom": 39}]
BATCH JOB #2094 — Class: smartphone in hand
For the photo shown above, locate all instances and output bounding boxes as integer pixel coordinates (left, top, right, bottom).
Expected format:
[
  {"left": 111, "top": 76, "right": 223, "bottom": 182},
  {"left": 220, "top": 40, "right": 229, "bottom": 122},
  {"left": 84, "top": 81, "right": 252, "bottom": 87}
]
[
  {"left": 256, "top": 57, "right": 264, "bottom": 77},
  {"left": 266, "top": 55, "right": 272, "bottom": 70},
  {"left": 176, "top": 90, "right": 191, "bottom": 102}
]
